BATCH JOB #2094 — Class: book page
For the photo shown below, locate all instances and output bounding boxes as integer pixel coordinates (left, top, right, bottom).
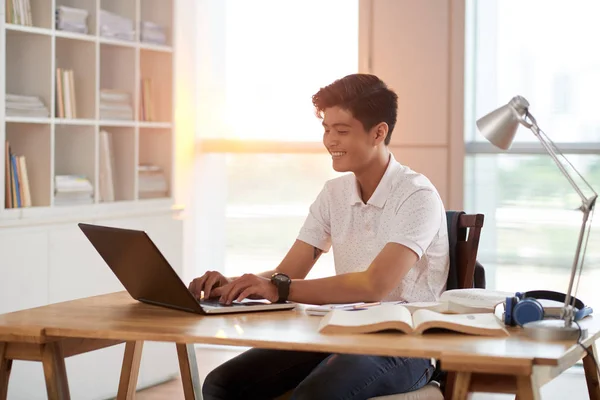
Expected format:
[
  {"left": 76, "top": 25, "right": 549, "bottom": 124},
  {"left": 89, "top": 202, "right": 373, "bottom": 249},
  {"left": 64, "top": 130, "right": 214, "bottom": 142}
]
[
  {"left": 318, "top": 304, "right": 413, "bottom": 334},
  {"left": 440, "top": 288, "right": 512, "bottom": 310},
  {"left": 412, "top": 309, "right": 508, "bottom": 336},
  {"left": 401, "top": 302, "right": 447, "bottom": 314}
]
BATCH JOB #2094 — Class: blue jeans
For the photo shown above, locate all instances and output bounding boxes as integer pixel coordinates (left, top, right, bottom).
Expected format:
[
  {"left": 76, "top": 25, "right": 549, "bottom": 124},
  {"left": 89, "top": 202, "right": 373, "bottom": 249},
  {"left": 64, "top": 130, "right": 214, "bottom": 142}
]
[{"left": 202, "top": 349, "right": 435, "bottom": 400}]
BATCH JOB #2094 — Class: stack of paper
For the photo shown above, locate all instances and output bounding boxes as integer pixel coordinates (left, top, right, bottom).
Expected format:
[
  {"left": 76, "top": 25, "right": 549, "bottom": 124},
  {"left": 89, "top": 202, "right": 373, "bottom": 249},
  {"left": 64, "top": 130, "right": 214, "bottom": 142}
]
[
  {"left": 54, "top": 175, "right": 94, "bottom": 206},
  {"left": 56, "top": 5, "right": 88, "bottom": 34},
  {"left": 6, "top": 93, "right": 49, "bottom": 118},
  {"left": 141, "top": 20, "right": 167, "bottom": 45},
  {"left": 138, "top": 164, "right": 168, "bottom": 199},
  {"left": 99, "top": 9, "right": 134, "bottom": 41},
  {"left": 100, "top": 89, "right": 133, "bottom": 120}
]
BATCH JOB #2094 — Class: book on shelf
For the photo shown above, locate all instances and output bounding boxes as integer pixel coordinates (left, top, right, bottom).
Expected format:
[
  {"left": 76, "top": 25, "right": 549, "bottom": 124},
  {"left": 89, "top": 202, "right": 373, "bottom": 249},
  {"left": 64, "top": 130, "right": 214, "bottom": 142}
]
[
  {"left": 56, "top": 68, "right": 77, "bottom": 119},
  {"left": 56, "top": 5, "right": 89, "bottom": 34},
  {"left": 54, "top": 175, "right": 93, "bottom": 206},
  {"left": 318, "top": 303, "right": 509, "bottom": 337},
  {"left": 4, "top": 141, "right": 32, "bottom": 208},
  {"left": 138, "top": 164, "right": 168, "bottom": 199},
  {"left": 141, "top": 20, "right": 167, "bottom": 45},
  {"left": 6, "top": 93, "right": 49, "bottom": 118},
  {"left": 100, "top": 89, "right": 133, "bottom": 120},
  {"left": 140, "top": 78, "right": 155, "bottom": 121},
  {"left": 99, "top": 9, "right": 134, "bottom": 41},
  {"left": 99, "top": 130, "right": 116, "bottom": 202},
  {"left": 6, "top": 0, "right": 32, "bottom": 26}
]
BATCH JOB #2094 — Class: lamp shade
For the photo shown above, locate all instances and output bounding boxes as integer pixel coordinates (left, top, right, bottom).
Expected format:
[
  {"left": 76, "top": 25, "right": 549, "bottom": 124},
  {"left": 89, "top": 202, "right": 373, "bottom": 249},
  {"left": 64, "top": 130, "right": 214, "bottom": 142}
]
[{"left": 476, "top": 96, "right": 530, "bottom": 150}]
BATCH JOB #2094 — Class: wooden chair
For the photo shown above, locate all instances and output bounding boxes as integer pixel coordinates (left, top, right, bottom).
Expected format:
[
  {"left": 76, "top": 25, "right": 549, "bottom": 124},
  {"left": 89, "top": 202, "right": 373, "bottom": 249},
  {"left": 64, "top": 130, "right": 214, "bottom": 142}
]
[{"left": 277, "top": 212, "right": 486, "bottom": 400}]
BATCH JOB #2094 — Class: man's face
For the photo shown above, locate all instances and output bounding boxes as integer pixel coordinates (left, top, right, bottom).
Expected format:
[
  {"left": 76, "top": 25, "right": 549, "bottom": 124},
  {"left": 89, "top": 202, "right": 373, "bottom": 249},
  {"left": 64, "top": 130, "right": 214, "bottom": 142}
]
[{"left": 322, "top": 106, "right": 376, "bottom": 173}]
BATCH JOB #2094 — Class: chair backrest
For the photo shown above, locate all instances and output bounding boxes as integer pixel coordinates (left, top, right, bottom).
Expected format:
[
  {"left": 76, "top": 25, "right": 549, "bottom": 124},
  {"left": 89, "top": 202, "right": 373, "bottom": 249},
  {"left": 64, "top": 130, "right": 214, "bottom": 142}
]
[{"left": 445, "top": 211, "right": 485, "bottom": 290}]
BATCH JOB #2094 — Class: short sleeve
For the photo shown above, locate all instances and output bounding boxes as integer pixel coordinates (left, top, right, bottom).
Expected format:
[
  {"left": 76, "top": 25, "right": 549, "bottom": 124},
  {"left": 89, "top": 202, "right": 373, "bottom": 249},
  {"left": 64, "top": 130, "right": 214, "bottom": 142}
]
[
  {"left": 297, "top": 183, "right": 332, "bottom": 252},
  {"left": 388, "top": 189, "right": 442, "bottom": 259}
]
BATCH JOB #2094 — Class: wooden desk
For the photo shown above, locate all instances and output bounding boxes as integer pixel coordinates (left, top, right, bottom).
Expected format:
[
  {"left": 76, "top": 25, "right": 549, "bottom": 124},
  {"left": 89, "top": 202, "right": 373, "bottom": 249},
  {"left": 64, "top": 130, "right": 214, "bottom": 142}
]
[{"left": 0, "top": 292, "right": 598, "bottom": 400}]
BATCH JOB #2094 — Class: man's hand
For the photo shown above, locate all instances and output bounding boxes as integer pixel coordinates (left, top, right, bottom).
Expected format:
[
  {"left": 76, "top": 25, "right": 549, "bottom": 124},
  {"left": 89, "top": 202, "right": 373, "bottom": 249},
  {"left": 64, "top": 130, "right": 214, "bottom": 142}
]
[
  {"left": 213, "top": 274, "right": 278, "bottom": 304},
  {"left": 188, "top": 271, "right": 231, "bottom": 300}
]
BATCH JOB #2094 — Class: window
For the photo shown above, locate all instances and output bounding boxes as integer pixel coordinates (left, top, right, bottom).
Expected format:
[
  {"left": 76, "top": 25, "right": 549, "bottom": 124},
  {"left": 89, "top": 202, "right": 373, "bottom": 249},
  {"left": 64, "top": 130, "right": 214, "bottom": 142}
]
[
  {"left": 194, "top": 1, "right": 358, "bottom": 278},
  {"left": 465, "top": 0, "right": 600, "bottom": 307}
]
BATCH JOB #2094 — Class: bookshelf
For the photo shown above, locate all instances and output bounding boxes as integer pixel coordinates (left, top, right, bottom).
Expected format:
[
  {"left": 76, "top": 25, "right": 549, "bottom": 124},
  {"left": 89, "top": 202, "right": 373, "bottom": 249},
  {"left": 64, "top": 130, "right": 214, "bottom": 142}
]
[{"left": 1, "top": 0, "right": 174, "bottom": 219}]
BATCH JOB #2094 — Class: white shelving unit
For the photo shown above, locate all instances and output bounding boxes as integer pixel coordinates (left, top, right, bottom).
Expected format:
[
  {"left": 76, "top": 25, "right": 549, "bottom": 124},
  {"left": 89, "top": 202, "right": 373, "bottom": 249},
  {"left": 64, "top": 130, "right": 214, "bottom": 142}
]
[{"left": 1, "top": 0, "right": 174, "bottom": 221}]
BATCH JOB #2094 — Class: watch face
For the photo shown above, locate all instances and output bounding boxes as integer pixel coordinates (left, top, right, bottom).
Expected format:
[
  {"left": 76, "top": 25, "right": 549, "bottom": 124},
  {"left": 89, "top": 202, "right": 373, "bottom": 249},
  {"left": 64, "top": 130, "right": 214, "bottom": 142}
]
[{"left": 273, "top": 273, "right": 289, "bottom": 283}]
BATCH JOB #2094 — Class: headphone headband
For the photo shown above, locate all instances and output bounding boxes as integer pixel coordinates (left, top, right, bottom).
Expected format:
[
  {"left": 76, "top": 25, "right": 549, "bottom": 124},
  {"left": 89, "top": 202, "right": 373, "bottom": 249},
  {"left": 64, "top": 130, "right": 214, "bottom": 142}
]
[{"left": 518, "top": 290, "right": 585, "bottom": 310}]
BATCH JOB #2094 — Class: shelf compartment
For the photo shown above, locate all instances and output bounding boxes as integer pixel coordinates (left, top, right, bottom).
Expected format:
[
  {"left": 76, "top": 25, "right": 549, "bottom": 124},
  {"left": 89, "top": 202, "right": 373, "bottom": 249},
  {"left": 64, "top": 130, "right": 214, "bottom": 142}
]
[
  {"left": 55, "top": 0, "right": 97, "bottom": 36},
  {"left": 5, "top": 0, "right": 53, "bottom": 29},
  {"left": 55, "top": 37, "right": 97, "bottom": 120},
  {"left": 99, "top": 0, "right": 136, "bottom": 42},
  {"left": 99, "top": 126, "right": 136, "bottom": 202},
  {"left": 140, "top": 0, "right": 173, "bottom": 47},
  {"left": 138, "top": 128, "right": 171, "bottom": 200},
  {"left": 140, "top": 49, "right": 172, "bottom": 123},
  {"left": 6, "top": 30, "right": 52, "bottom": 119},
  {"left": 5, "top": 123, "right": 52, "bottom": 207},
  {"left": 100, "top": 44, "right": 136, "bottom": 122},
  {"left": 54, "top": 125, "right": 95, "bottom": 206}
]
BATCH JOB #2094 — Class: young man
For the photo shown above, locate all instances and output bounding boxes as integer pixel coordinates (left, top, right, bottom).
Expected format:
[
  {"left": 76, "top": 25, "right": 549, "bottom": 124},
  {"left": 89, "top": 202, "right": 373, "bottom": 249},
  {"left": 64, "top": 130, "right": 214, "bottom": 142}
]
[{"left": 189, "top": 73, "right": 449, "bottom": 400}]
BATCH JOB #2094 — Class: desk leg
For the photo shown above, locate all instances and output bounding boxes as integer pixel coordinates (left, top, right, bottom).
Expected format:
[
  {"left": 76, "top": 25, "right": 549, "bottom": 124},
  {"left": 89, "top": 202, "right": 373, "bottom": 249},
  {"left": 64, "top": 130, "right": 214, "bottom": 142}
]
[
  {"left": 451, "top": 372, "right": 471, "bottom": 400},
  {"left": 515, "top": 375, "right": 541, "bottom": 400},
  {"left": 0, "top": 343, "right": 13, "bottom": 400},
  {"left": 583, "top": 342, "right": 600, "bottom": 400},
  {"left": 42, "top": 341, "right": 70, "bottom": 400},
  {"left": 176, "top": 343, "right": 202, "bottom": 400},
  {"left": 117, "top": 341, "right": 144, "bottom": 400}
]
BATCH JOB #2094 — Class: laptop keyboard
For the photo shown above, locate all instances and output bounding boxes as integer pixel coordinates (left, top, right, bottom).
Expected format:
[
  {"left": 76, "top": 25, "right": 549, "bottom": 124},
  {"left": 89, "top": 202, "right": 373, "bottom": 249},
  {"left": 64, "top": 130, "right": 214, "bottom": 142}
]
[{"left": 199, "top": 299, "right": 272, "bottom": 307}]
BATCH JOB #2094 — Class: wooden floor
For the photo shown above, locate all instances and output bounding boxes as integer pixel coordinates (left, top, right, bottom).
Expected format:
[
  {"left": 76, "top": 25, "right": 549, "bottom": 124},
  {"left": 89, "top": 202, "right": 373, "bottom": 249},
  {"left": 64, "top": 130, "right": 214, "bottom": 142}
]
[{"left": 133, "top": 347, "right": 591, "bottom": 400}]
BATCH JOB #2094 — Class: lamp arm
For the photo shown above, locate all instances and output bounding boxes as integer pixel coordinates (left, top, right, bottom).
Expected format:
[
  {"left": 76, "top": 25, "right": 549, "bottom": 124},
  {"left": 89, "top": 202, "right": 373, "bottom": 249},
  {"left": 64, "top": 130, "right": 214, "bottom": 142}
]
[{"left": 519, "top": 111, "right": 598, "bottom": 327}]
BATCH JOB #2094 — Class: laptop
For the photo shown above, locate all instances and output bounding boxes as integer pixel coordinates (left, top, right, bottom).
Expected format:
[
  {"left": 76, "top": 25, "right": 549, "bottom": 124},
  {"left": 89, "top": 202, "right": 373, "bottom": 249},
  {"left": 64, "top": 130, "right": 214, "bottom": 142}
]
[{"left": 78, "top": 223, "right": 297, "bottom": 315}]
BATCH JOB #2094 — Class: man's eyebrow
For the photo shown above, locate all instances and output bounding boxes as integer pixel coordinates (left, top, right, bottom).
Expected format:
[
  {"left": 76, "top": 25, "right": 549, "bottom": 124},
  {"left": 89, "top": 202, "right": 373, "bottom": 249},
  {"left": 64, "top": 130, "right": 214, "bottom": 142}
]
[{"left": 322, "top": 122, "right": 352, "bottom": 128}]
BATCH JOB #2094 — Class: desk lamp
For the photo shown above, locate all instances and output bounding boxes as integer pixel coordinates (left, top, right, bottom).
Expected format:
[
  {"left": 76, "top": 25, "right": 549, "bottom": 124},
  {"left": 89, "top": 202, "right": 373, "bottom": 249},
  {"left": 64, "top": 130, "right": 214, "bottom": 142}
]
[{"left": 476, "top": 95, "right": 598, "bottom": 341}]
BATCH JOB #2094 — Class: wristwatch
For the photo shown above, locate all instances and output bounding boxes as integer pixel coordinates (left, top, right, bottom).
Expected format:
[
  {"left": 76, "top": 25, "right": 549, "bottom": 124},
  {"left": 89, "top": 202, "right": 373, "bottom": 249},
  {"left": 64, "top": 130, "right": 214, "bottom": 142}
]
[{"left": 270, "top": 272, "right": 291, "bottom": 303}]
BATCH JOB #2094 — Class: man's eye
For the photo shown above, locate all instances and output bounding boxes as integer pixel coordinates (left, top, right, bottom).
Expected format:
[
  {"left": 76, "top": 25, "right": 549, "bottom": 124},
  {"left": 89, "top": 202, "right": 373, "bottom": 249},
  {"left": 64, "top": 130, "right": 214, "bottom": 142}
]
[{"left": 338, "top": 131, "right": 349, "bottom": 135}]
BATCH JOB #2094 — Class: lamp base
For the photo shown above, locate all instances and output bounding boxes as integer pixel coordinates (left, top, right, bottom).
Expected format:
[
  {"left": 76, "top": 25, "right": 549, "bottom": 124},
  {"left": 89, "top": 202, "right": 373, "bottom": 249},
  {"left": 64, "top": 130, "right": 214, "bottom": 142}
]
[{"left": 523, "top": 319, "right": 587, "bottom": 341}]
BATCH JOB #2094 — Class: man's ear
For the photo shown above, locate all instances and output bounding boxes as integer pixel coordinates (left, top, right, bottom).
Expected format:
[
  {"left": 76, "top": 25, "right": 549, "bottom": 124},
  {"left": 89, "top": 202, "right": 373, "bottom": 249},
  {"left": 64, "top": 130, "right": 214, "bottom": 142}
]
[{"left": 371, "top": 122, "right": 389, "bottom": 145}]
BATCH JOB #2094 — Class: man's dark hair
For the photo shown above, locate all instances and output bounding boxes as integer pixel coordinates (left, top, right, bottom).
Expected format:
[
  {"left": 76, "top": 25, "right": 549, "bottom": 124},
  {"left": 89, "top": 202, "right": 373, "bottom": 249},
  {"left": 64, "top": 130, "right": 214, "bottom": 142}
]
[{"left": 312, "top": 74, "right": 398, "bottom": 145}]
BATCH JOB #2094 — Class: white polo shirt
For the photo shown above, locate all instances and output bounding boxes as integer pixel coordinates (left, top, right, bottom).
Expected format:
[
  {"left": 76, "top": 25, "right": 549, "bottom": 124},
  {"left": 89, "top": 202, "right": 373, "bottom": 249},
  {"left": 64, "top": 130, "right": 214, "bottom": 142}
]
[{"left": 297, "top": 153, "right": 449, "bottom": 302}]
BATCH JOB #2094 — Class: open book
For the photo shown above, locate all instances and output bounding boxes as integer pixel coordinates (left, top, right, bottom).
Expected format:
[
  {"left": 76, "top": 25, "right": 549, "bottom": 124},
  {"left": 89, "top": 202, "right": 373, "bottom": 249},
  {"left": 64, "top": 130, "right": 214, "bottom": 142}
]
[
  {"left": 318, "top": 303, "right": 509, "bottom": 336},
  {"left": 401, "top": 288, "right": 512, "bottom": 314},
  {"left": 306, "top": 288, "right": 512, "bottom": 316}
]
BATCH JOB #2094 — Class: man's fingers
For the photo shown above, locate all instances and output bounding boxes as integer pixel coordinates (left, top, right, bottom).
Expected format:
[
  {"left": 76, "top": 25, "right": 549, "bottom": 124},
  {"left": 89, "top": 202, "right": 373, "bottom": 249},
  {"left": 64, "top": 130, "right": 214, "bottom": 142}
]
[
  {"left": 189, "top": 275, "right": 208, "bottom": 298},
  {"left": 203, "top": 274, "right": 221, "bottom": 299},
  {"left": 236, "top": 287, "right": 256, "bottom": 302},
  {"left": 223, "top": 280, "right": 249, "bottom": 305}
]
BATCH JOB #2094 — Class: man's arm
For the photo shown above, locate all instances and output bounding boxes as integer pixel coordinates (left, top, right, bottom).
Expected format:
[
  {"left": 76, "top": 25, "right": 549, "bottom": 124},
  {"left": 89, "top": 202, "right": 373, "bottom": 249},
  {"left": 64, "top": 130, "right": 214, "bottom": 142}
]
[
  {"left": 287, "top": 242, "right": 417, "bottom": 304},
  {"left": 254, "top": 239, "right": 324, "bottom": 279}
]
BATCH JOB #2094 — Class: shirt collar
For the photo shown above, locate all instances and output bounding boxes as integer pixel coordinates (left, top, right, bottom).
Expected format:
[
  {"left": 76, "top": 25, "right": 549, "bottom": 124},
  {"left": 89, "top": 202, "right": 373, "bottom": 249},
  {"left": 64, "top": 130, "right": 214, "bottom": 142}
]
[{"left": 349, "top": 153, "right": 401, "bottom": 208}]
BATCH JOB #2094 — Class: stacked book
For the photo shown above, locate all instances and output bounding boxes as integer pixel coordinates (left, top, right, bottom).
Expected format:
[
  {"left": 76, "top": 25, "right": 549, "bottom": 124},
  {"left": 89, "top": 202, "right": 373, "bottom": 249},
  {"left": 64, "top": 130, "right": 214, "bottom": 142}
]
[
  {"left": 100, "top": 89, "right": 133, "bottom": 120},
  {"left": 55, "top": 5, "right": 89, "bottom": 34},
  {"left": 140, "top": 78, "right": 155, "bottom": 121},
  {"left": 138, "top": 164, "right": 168, "bottom": 199},
  {"left": 6, "top": 93, "right": 49, "bottom": 118},
  {"left": 54, "top": 175, "right": 94, "bottom": 206},
  {"left": 5, "top": 0, "right": 32, "bottom": 26},
  {"left": 99, "top": 9, "right": 134, "bottom": 41},
  {"left": 141, "top": 21, "right": 167, "bottom": 45},
  {"left": 55, "top": 68, "right": 77, "bottom": 118},
  {"left": 4, "top": 141, "right": 32, "bottom": 208},
  {"left": 99, "top": 130, "right": 116, "bottom": 202}
]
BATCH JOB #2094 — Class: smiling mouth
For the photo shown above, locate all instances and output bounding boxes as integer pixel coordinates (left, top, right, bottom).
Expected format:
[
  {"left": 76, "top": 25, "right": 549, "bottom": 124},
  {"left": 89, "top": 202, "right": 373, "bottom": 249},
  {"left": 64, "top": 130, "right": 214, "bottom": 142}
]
[{"left": 331, "top": 151, "right": 347, "bottom": 158}]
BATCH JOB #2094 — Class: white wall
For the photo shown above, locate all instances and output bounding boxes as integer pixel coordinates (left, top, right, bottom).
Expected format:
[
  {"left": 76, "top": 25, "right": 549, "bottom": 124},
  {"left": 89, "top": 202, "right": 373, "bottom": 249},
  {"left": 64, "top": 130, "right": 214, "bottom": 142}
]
[{"left": 359, "top": 0, "right": 465, "bottom": 210}]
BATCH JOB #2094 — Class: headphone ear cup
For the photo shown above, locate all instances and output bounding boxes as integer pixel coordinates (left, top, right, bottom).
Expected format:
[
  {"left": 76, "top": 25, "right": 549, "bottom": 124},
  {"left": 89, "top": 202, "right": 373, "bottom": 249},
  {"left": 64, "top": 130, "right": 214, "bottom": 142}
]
[
  {"left": 513, "top": 298, "right": 544, "bottom": 327},
  {"left": 505, "top": 297, "right": 519, "bottom": 326}
]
